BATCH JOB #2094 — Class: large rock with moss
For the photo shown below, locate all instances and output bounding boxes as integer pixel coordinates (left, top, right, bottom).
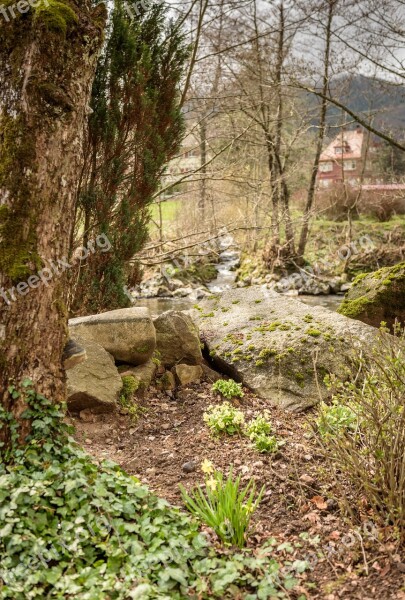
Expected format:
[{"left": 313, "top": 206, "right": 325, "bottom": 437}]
[
  {"left": 69, "top": 307, "right": 156, "bottom": 365},
  {"left": 67, "top": 337, "right": 122, "bottom": 413},
  {"left": 153, "top": 310, "right": 203, "bottom": 368},
  {"left": 192, "top": 287, "right": 378, "bottom": 411},
  {"left": 338, "top": 263, "right": 405, "bottom": 328}
]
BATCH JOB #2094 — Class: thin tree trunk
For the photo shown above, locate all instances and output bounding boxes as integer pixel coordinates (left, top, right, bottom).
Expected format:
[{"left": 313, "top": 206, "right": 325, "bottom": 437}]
[
  {"left": 274, "top": 1, "right": 295, "bottom": 258},
  {"left": 298, "top": 0, "right": 334, "bottom": 258},
  {"left": 0, "top": 2, "right": 105, "bottom": 446}
]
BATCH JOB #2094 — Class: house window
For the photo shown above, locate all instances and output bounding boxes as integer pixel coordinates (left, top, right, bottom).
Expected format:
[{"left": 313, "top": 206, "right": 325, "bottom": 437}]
[
  {"left": 319, "top": 161, "right": 333, "bottom": 173},
  {"left": 335, "top": 144, "right": 350, "bottom": 154},
  {"left": 343, "top": 160, "right": 356, "bottom": 171}
]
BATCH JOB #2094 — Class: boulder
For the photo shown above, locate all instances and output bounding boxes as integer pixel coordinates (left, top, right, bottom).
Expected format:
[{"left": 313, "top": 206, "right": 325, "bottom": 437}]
[
  {"left": 153, "top": 310, "right": 202, "bottom": 368},
  {"left": 193, "top": 287, "right": 378, "bottom": 411},
  {"left": 67, "top": 336, "right": 122, "bottom": 413},
  {"left": 69, "top": 307, "right": 156, "bottom": 365},
  {"left": 338, "top": 263, "right": 405, "bottom": 329},
  {"left": 172, "top": 364, "right": 203, "bottom": 386},
  {"left": 118, "top": 360, "right": 157, "bottom": 393}
]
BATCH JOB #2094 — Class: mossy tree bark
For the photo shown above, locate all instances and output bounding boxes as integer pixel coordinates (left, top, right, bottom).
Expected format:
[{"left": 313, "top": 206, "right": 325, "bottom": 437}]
[{"left": 0, "top": 0, "right": 106, "bottom": 446}]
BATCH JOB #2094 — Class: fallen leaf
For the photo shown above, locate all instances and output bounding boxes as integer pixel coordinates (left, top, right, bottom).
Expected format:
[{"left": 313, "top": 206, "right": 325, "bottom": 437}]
[{"left": 310, "top": 496, "right": 328, "bottom": 510}]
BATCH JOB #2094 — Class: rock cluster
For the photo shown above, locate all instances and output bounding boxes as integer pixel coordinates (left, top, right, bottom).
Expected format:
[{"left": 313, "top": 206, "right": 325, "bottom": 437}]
[{"left": 67, "top": 308, "right": 203, "bottom": 412}]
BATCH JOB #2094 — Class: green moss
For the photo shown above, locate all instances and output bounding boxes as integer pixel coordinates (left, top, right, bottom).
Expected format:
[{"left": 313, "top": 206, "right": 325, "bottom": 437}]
[
  {"left": 0, "top": 114, "right": 40, "bottom": 282},
  {"left": 306, "top": 328, "right": 322, "bottom": 338},
  {"left": 351, "top": 272, "right": 368, "bottom": 286},
  {"left": 303, "top": 314, "right": 313, "bottom": 323},
  {"left": 34, "top": 0, "right": 79, "bottom": 37},
  {"left": 135, "top": 344, "right": 151, "bottom": 354},
  {"left": 258, "top": 348, "right": 276, "bottom": 360},
  {"left": 120, "top": 376, "right": 139, "bottom": 403},
  {"left": 338, "top": 296, "right": 373, "bottom": 319},
  {"left": 255, "top": 359, "right": 264, "bottom": 367}
]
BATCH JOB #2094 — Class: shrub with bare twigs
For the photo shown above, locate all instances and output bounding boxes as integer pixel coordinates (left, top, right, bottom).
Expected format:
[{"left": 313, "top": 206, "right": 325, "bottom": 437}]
[{"left": 314, "top": 325, "right": 405, "bottom": 538}]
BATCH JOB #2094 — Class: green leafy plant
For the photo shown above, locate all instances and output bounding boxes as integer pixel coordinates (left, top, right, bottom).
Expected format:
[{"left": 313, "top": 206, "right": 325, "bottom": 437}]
[
  {"left": 0, "top": 381, "right": 306, "bottom": 598},
  {"left": 315, "top": 400, "right": 357, "bottom": 439},
  {"left": 119, "top": 375, "right": 143, "bottom": 422},
  {"left": 212, "top": 378, "right": 244, "bottom": 399},
  {"left": 245, "top": 412, "right": 272, "bottom": 437},
  {"left": 245, "top": 413, "right": 279, "bottom": 454},
  {"left": 203, "top": 402, "right": 245, "bottom": 436},
  {"left": 179, "top": 461, "right": 264, "bottom": 548},
  {"left": 251, "top": 433, "right": 279, "bottom": 454},
  {"left": 315, "top": 327, "right": 405, "bottom": 537}
]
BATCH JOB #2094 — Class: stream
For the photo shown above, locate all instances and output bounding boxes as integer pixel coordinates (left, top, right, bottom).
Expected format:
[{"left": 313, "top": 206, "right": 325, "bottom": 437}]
[{"left": 134, "top": 237, "right": 344, "bottom": 315}]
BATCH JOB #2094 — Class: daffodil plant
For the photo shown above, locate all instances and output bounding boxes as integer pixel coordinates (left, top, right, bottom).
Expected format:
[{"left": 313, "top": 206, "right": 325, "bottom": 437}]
[{"left": 179, "top": 460, "right": 264, "bottom": 548}]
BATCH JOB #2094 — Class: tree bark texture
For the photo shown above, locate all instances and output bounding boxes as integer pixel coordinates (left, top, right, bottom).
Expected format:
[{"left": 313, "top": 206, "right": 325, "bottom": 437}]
[{"left": 0, "top": 0, "right": 106, "bottom": 444}]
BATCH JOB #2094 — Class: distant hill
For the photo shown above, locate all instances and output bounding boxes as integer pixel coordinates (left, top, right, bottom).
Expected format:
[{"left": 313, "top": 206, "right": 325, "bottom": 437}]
[{"left": 309, "top": 74, "right": 405, "bottom": 136}]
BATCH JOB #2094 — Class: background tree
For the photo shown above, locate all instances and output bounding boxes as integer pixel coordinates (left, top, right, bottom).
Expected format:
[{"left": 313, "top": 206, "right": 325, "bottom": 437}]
[
  {"left": 70, "top": 0, "right": 189, "bottom": 314},
  {"left": 0, "top": 0, "right": 106, "bottom": 446}
]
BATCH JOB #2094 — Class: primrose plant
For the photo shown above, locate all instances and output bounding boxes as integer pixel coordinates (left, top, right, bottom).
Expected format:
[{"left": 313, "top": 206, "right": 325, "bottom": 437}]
[
  {"left": 203, "top": 402, "right": 245, "bottom": 436},
  {"left": 212, "top": 378, "right": 244, "bottom": 400},
  {"left": 245, "top": 412, "right": 280, "bottom": 454}
]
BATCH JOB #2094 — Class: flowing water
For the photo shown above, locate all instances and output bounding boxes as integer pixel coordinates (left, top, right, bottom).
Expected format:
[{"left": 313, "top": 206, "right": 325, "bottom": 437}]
[{"left": 134, "top": 237, "right": 344, "bottom": 315}]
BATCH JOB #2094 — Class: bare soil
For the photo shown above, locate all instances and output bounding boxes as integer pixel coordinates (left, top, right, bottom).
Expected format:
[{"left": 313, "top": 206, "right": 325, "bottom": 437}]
[{"left": 71, "top": 376, "right": 405, "bottom": 600}]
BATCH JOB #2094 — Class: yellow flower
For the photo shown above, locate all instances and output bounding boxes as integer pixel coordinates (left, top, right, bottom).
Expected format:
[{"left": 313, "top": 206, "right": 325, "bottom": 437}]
[
  {"left": 206, "top": 477, "right": 217, "bottom": 492},
  {"left": 201, "top": 459, "right": 214, "bottom": 475}
]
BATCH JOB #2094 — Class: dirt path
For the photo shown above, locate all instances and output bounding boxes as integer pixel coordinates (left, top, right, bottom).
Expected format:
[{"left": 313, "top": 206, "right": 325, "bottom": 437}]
[{"left": 71, "top": 378, "right": 404, "bottom": 599}]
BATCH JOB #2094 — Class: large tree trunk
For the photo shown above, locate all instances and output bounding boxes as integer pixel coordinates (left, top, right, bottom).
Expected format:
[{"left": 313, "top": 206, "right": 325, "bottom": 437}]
[{"left": 0, "top": 1, "right": 106, "bottom": 445}]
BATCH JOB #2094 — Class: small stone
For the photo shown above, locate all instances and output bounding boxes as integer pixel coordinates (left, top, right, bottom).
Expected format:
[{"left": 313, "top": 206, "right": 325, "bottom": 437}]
[
  {"left": 299, "top": 474, "right": 315, "bottom": 484},
  {"left": 157, "top": 371, "right": 176, "bottom": 391},
  {"left": 304, "top": 454, "right": 313, "bottom": 461},
  {"left": 234, "top": 458, "right": 242, "bottom": 466},
  {"left": 182, "top": 461, "right": 197, "bottom": 473},
  {"left": 146, "top": 467, "right": 156, "bottom": 475},
  {"left": 326, "top": 498, "right": 338, "bottom": 511},
  {"left": 84, "top": 438, "right": 92, "bottom": 444},
  {"left": 172, "top": 363, "right": 203, "bottom": 386},
  {"left": 162, "top": 423, "right": 170, "bottom": 430}
]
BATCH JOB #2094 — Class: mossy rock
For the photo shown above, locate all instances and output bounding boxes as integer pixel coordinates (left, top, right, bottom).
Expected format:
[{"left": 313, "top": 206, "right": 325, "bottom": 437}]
[
  {"left": 192, "top": 288, "right": 379, "bottom": 412},
  {"left": 338, "top": 262, "right": 405, "bottom": 329}
]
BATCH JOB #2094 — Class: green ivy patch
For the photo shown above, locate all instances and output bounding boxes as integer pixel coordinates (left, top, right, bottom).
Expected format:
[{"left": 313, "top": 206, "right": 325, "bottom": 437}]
[{"left": 0, "top": 382, "right": 308, "bottom": 599}]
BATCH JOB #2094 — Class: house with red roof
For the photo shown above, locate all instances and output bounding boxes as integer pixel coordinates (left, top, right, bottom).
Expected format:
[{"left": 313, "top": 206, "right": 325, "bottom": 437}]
[{"left": 317, "top": 127, "right": 370, "bottom": 188}]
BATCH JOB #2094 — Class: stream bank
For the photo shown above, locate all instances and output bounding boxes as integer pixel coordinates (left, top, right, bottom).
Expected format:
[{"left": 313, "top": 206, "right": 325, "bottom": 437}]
[{"left": 133, "top": 235, "right": 344, "bottom": 315}]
